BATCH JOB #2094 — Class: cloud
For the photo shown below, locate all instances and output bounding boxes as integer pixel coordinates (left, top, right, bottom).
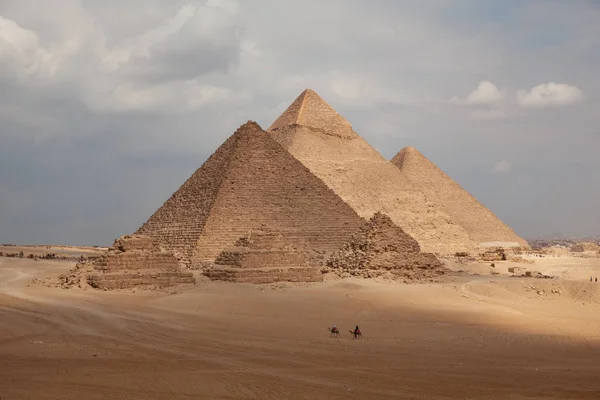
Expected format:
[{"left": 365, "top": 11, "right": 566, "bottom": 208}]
[
  {"left": 0, "top": 2, "right": 243, "bottom": 116},
  {"left": 1, "top": 0, "right": 600, "bottom": 245},
  {"left": 452, "top": 80, "right": 505, "bottom": 105},
  {"left": 492, "top": 160, "right": 512, "bottom": 174},
  {"left": 84, "top": 81, "right": 236, "bottom": 114},
  {"left": 0, "top": 16, "right": 67, "bottom": 82},
  {"left": 517, "top": 83, "right": 584, "bottom": 108},
  {"left": 466, "top": 81, "right": 505, "bottom": 105}
]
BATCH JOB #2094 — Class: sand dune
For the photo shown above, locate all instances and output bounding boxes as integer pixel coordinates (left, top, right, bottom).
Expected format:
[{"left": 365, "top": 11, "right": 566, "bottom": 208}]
[{"left": 2, "top": 255, "right": 600, "bottom": 399}]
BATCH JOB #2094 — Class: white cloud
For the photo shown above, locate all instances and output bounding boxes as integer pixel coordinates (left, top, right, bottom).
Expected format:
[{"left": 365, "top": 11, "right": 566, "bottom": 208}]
[
  {"left": 0, "top": 16, "right": 57, "bottom": 82},
  {"left": 0, "top": 2, "right": 243, "bottom": 116},
  {"left": 492, "top": 160, "right": 512, "bottom": 174},
  {"left": 517, "top": 83, "right": 584, "bottom": 108},
  {"left": 452, "top": 80, "right": 505, "bottom": 105},
  {"left": 84, "top": 80, "right": 234, "bottom": 114},
  {"left": 99, "top": 4, "right": 198, "bottom": 72}
]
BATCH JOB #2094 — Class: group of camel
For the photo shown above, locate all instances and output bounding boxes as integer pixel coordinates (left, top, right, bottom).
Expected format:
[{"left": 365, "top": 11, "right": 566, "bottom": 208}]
[{"left": 328, "top": 326, "right": 362, "bottom": 339}]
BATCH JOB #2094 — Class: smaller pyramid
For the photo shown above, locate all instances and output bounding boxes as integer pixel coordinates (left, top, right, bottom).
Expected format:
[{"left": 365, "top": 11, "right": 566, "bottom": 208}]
[
  {"left": 204, "top": 228, "right": 322, "bottom": 284},
  {"left": 325, "top": 212, "right": 445, "bottom": 281},
  {"left": 391, "top": 146, "right": 529, "bottom": 248},
  {"left": 135, "top": 121, "right": 366, "bottom": 269},
  {"left": 59, "top": 235, "right": 194, "bottom": 290},
  {"left": 269, "top": 89, "right": 357, "bottom": 139}
]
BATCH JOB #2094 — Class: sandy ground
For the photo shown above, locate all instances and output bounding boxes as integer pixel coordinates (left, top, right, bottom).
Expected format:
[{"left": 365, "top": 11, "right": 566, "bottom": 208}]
[
  {"left": 0, "top": 244, "right": 107, "bottom": 258},
  {"left": 2, "top": 255, "right": 600, "bottom": 399}
]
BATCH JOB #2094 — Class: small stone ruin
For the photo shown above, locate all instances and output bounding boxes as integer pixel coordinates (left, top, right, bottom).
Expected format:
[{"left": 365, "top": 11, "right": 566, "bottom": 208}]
[
  {"left": 323, "top": 212, "right": 445, "bottom": 281},
  {"left": 60, "top": 235, "right": 194, "bottom": 289},
  {"left": 204, "top": 228, "right": 323, "bottom": 283}
]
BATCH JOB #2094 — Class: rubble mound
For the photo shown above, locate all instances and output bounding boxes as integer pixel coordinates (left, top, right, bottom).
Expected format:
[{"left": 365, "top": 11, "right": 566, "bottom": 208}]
[
  {"left": 324, "top": 212, "right": 445, "bottom": 282},
  {"left": 204, "top": 228, "right": 323, "bottom": 284},
  {"left": 58, "top": 235, "right": 194, "bottom": 290},
  {"left": 571, "top": 242, "right": 600, "bottom": 252}
]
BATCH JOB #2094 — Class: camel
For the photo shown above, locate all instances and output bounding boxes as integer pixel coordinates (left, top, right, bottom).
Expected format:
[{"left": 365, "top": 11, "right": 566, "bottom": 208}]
[
  {"left": 328, "top": 327, "right": 340, "bottom": 338},
  {"left": 350, "top": 329, "right": 363, "bottom": 339}
]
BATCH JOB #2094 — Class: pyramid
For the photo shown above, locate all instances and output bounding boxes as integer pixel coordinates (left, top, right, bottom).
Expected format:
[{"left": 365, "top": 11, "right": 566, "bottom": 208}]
[
  {"left": 269, "top": 89, "right": 476, "bottom": 254},
  {"left": 325, "top": 212, "right": 445, "bottom": 281},
  {"left": 135, "top": 121, "right": 366, "bottom": 269},
  {"left": 391, "top": 147, "right": 529, "bottom": 248},
  {"left": 59, "top": 235, "right": 194, "bottom": 290},
  {"left": 270, "top": 88, "right": 356, "bottom": 139},
  {"left": 204, "top": 228, "right": 323, "bottom": 283}
]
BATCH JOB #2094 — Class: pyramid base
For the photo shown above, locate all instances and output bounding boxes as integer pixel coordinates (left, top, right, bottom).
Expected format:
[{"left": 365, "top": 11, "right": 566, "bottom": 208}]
[
  {"left": 87, "top": 269, "right": 195, "bottom": 290},
  {"left": 204, "top": 266, "right": 323, "bottom": 284}
]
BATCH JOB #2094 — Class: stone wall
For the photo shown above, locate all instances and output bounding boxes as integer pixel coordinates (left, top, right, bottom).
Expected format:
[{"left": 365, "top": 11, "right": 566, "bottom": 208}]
[
  {"left": 94, "top": 251, "right": 181, "bottom": 271},
  {"left": 215, "top": 249, "right": 307, "bottom": 269},
  {"left": 204, "top": 267, "right": 322, "bottom": 284},
  {"left": 88, "top": 270, "right": 194, "bottom": 290}
]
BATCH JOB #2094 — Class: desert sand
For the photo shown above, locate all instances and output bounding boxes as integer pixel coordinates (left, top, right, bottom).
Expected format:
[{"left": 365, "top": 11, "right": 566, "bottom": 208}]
[
  {"left": 0, "top": 244, "right": 107, "bottom": 258},
  {"left": 2, "top": 252, "right": 600, "bottom": 399}
]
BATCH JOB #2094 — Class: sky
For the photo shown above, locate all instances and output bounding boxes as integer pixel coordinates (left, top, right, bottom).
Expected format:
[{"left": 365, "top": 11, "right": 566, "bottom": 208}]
[{"left": 1, "top": 0, "right": 599, "bottom": 246}]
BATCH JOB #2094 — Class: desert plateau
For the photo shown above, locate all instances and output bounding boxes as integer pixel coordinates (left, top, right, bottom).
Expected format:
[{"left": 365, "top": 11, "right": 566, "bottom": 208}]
[{"left": 2, "top": 246, "right": 600, "bottom": 399}]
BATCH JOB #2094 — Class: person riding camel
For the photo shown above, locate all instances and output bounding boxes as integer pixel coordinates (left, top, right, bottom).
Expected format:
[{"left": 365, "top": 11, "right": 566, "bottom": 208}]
[{"left": 354, "top": 325, "right": 360, "bottom": 335}]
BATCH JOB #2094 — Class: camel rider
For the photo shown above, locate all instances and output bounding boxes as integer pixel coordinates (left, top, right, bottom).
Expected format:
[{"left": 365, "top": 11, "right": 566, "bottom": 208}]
[{"left": 354, "top": 325, "right": 360, "bottom": 335}]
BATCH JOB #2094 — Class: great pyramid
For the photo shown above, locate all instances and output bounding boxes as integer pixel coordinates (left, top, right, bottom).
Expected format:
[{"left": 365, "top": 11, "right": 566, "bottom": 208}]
[
  {"left": 268, "top": 89, "right": 476, "bottom": 255},
  {"left": 135, "top": 121, "right": 366, "bottom": 271},
  {"left": 391, "top": 147, "right": 529, "bottom": 248}
]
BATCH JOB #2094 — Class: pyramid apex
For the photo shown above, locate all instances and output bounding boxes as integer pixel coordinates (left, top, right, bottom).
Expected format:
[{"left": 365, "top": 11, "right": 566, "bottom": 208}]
[
  {"left": 268, "top": 89, "right": 356, "bottom": 139},
  {"left": 392, "top": 146, "right": 429, "bottom": 169},
  {"left": 233, "top": 120, "right": 264, "bottom": 135},
  {"left": 399, "top": 146, "right": 421, "bottom": 155}
]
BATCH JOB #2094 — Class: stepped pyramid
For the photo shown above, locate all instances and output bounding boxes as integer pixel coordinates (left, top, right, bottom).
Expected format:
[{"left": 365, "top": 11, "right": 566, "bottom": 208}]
[
  {"left": 391, "top": 147, "right": 529, "bottom": 248},
  {"left": 135, "top": 121, "right": 366, "bottom": 272},
  {"left": 269, "top": 89, "right": 476, "bottom": 254}
]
